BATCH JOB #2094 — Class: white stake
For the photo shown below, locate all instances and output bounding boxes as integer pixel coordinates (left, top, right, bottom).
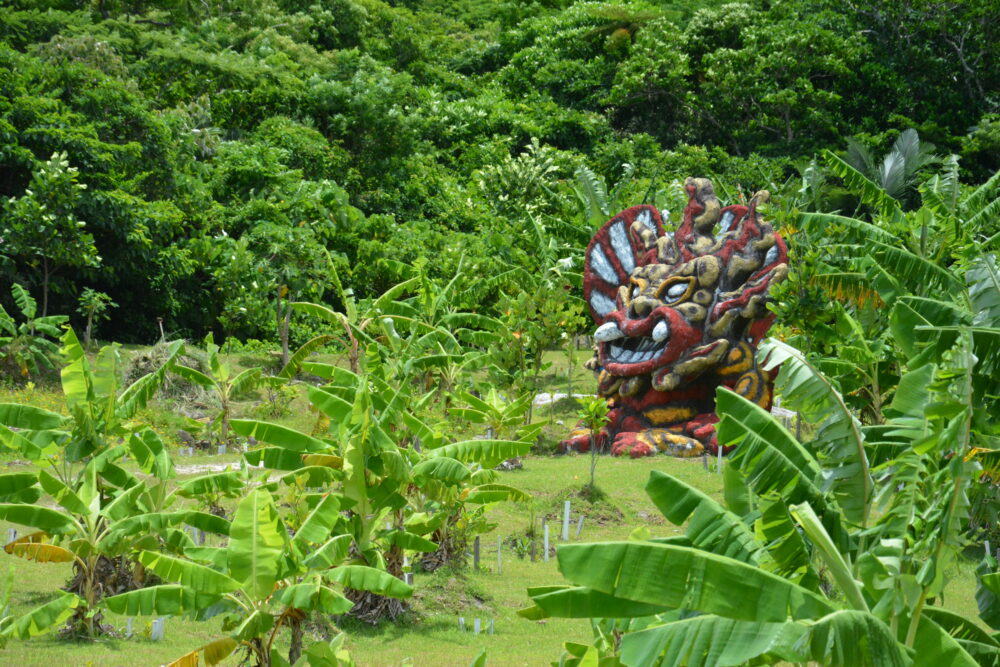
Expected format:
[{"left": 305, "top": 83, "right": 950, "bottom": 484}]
[
  {"left": 575, "top": 515, "right": 585, "bottom": 538},
  {"left": 474, "top": 618, "right": 481, "bottom": 634},
  {"left": 458, "top": 617, "right": 465, "bottom": 631},
  {"left": 562, "top": 500, "right": 571, "bottom": 541},
  {"left": 543, "top": 524, "right": 550, "bottom": 562}
]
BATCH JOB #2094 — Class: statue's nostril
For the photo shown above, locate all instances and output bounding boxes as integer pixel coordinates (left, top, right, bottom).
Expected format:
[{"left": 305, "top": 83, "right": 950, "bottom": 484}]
[{"left": 629, "top": 297, "right": 652, "bottom": 319}]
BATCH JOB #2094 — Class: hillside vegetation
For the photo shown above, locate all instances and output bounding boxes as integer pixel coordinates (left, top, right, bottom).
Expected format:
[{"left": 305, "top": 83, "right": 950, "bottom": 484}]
[{"left": 2, "top": 0, "right": 997, "bottom": 344}]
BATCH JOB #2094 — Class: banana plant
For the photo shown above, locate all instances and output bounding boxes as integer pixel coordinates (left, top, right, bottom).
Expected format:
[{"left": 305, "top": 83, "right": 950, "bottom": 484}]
[
  {"left": 0, "top": 329, "right": 187, "bottom": 638},
  {"left": 522, "top": 287, "right": 1000, "bottom": 667},
  {"left": 0, "top": 327, "right": 179, "bottom": 464},
  {"left": 451, "top": 387, "right": 543, "bottom": 442},
  {"left": 172, "top": 332, "right": 272, "bottom": 445},
  {"left": 0, "top": 428, "right": 229, "bottom": 639},
  {"left": 0, "top": 283, "right": 68, "bottom": 379},
  {"left": 230, "top": 358, "right": 532, "bottom": 612},
  {"left": 103, "top": 487, "right": 407, "bottom": 666}
]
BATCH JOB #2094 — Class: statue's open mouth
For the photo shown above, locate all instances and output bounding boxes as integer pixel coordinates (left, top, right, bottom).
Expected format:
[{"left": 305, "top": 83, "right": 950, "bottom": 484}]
[
  {"left": 604, "top": 337, "right": 667, "bottom": 364},
  {"left": 595, "top": 319, "right": 670, "bottom": 368}
]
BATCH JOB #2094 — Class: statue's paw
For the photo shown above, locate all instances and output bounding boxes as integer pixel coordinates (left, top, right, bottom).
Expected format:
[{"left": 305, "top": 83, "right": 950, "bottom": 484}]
[
  {"left": 610, "top": 432, "right": 655, "bottom": 458},
  {"left": 560, "top": 431, "right": 591, "bottom": 453}
]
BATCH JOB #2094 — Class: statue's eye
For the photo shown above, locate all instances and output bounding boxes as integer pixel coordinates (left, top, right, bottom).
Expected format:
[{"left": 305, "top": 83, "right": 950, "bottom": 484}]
[{"left": 665, "top": 283, "right": 688, "bottom": 300}]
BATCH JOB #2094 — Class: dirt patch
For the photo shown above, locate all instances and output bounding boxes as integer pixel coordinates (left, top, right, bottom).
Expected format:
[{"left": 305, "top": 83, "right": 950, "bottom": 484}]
[
  {"left": 412, "top": 571, "right": 494, "bottom": 617},
  {"left": 543, "top": 485, "right": 625, "bottom": 526}
]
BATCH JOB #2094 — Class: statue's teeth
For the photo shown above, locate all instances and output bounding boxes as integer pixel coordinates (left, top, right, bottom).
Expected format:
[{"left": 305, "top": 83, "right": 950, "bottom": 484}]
[
  {"left": 652, "top": 320, "right": 670, "bottom": 342},
  {"left": 594, "top": 322, "right": 624, "bottom": 342}
]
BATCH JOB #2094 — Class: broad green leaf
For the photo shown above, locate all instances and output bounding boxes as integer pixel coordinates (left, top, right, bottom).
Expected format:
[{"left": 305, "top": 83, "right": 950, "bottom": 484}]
[
  {"left": 303, "top": 534, "right": 353, "bottom": 570},
  {"left": 646, "top": 470, "right": 761, "bottom": 564},
  {"left": 235, "top": 608, "right": 274, "bottom": 640},
  {"left": 0, "top": 503, "right": 75, "bottom": 534},
  {"left": 292, "top": 494, "right": 341, "bottom": 548},
  {"left": 756, "top": 494, "right": 815, "bottom": 587},
  {"left": 412, "top": 457, "right": 470, "bottom": 485},
  {"left": 229, "top": 489, "right": 287, "bottom": 600},
  {"left": 789, "top": 503, "right": 867, "bottom": 611},
  {"left": 556, "top": 542, "right": 833, "bottom": 622},
  {"left": 383, "top": 530, "right": 437, "bottom": 552},
  {"left": 620, "top": 615, "right": 807, "bottom": 667},
  {"left": 38, "top": 469, "right": 88, "bottom": 515},
  {"left": 11, "top": 283, "right": 36, "bottom": 320},
  {"left": 795, "top": 610, "right": 910, "bottom": 667},
  {"left": 522, "top": 585, "right": 672, "bottom": 619},
  {"left": 231, "top": 420, "right": 328, "bottom": 453},
  {"left": 0, "top": 404, "right": 65, "bottom": 430},
  {"left": 758, "top": 340, "right": 872, "bottom": 528},
  {"left": 229, "top": 367, "right": 263, "bottom": 396},
  {"left": 245, "top": 447, "right": 310, "bottom": 471},
  {"left": 716, "top": 388, "right": 848, "bottom": 550},
  {"left": 104, "top": 585, "right": 222, "bottom": 616},
  {"left": 273, "top": 582, "right": 353, "bottom": 614},
  {"left": 176, "top": 471, "right": 245, "bottom": 497},
  {"left": 279, "top": 335, "right": 334, "bottom": 379},
  {"left": 427, "top": 439, "right": 531, "bottom": 468},
  {"left": 3, "top": 592, "right": 80, "bottom": 639},
  {"left": 722, "top": 464, "right": 752, "bottom": 517},
  {"left": 0, "top": 472, "right": 38, "bottom": 497},
  {"left": 911, "top": 615, "right": 978, "bottom": 667},
  {"left": 138, "top": 551, "right": 241, "bottom": 594},
  {"left": 128, "top": 429, "right": 175, "bottom": 480},
  {"left": 325, "top": 565, "right": 413, "bottom": 599},
  {"left": 179, "top": 511, "right": 231, "bottom": 536},
  {"left": 0, "top": 424, "right": 55, "bottom": 459},
  {"left": 464, "top": 483, "right": 532, "bottom": 504},
  {"left": 172, "top": 364, "right": 215, "bottom": 390}
]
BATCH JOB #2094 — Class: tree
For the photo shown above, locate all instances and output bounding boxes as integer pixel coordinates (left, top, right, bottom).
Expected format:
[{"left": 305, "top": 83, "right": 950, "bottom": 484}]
[
  {"left": 1, "top": 153, "right": 100, "bottom": 316},
  {"left": 171, "top": 332, "right": 269, "bottom": 445},
  {"left": 577, "top": 397, "right": 610, "bottom": 490},
  {"left": 76, "top": 288, "right": 116, "bottom": 351},
  {"left": 0, "top": 330, "right": 184, "bottom": 638},
  {"left": 0, "top": 284, "right": 67, "bottom": 380}
]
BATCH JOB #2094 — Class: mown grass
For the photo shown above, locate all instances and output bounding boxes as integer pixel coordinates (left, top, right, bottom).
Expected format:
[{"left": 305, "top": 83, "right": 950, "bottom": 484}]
[{"left": 0, "top": 348, "right": 987, "bottom": 665}]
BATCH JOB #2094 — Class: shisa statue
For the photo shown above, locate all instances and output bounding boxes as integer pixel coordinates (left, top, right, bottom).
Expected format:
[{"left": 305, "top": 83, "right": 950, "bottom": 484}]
[{"left": 561, "top": 177, "right": 788, "bottom": 457}]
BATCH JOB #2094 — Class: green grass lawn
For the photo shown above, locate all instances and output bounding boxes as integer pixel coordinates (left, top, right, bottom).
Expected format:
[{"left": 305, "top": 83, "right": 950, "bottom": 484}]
[{"left": 0, "top": 348, "right": 988, "bottom": 666}]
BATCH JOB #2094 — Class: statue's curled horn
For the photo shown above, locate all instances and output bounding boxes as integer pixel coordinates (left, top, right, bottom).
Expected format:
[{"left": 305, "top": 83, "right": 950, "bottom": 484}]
[{"left": 562, "top": 177, "right": 788, "bottom": 458}]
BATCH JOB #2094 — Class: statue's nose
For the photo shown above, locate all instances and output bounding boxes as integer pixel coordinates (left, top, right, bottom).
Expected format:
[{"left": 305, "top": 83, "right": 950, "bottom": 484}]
[{"left": 629, "top": 295, "right": 658, "bottom": 319}]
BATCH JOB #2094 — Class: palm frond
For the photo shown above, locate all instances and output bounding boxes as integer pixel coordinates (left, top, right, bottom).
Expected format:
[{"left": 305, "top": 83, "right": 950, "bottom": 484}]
[{"left": 824, "top": 150, "right": 904, "bottom": 224}]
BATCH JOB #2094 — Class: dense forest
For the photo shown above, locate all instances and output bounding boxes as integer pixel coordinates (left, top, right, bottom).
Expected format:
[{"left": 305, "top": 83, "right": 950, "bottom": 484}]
[{"left": 1, "top": 0, "right": 998, "bottom": 344}]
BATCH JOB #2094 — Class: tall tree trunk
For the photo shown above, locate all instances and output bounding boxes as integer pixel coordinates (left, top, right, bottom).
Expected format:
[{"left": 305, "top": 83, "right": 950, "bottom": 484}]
[
  {"left": 280, "top": 302, "right": 291, "bottom": 367},
  {"left": 287, "top": 613, "right": 304, "bottom": 665},
  {"left": 84, "top": 313, "right": 94, "bottom": 351},
  {"left": 41, "top": 257, "right": 50, "bottom": 319}
]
